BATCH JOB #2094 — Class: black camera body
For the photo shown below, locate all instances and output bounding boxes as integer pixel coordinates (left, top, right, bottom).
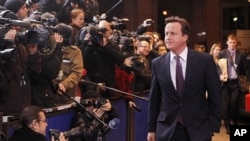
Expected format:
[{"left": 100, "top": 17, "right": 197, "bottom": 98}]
[
  {"left": 49, "top": 127, "right": 81, "bottom": 140},
  {"left": 87, "top": 25, "right": 107, "bottom": 43},
  {"left": 130, "top": 55, "right": 144, "bottom": 70},
  {"left": 81, "top": 98, "right": 108, "bottom": 108}
]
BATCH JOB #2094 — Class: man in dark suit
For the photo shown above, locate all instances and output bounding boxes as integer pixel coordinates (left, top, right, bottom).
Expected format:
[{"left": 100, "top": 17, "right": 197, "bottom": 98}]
[
  {"left": 218, "top": 34, "right": 246, "bottom": 134},
  {"left": 147, "top": 16, "right": 222, "bottom": 141}
]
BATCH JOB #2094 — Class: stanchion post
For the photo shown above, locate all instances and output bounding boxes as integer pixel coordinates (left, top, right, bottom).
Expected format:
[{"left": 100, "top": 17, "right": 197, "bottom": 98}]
[{"left": 126, "top": 102, "right": 135, "bottom": 141}]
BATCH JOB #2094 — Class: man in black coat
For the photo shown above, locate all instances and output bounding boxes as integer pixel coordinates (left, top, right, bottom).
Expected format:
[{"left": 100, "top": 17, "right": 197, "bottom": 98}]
[
  {"left": 8, "top": 106, "right": 67, "bottom": 141},
  {"left": 82, "top": 20, "right": 128, "bottom": 98}
]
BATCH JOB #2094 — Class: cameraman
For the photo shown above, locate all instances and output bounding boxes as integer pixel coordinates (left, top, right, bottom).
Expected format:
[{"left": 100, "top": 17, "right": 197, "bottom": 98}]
[
  {"left": 28, "top": 27, "right": 65, "bottom": 108},
  {"left": 70, "top": 90, "right": 118, "bottom": 141},
  {"left": 8, "top": 105, "right": 67, "bottom": 141},
  {"left": 0, "top": 11, "right": 42, "bottom": 115}
]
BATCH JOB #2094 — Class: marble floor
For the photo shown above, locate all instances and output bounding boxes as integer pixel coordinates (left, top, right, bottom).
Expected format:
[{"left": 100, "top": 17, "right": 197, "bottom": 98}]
[
  {"left": 212, "top": 118, "right": 250, "bottom": 141},
  {"left": 212, "top": 121, "right": 229, "bottom": 141}
]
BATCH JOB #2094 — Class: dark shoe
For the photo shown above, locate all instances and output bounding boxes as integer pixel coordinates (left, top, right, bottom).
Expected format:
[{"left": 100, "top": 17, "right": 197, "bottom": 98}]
[
  {"left": 226, "top": 128, "right": 230, "bottom": 134},
  {"left": 232, "top": 120, "right": 238, "bottom": 125}
]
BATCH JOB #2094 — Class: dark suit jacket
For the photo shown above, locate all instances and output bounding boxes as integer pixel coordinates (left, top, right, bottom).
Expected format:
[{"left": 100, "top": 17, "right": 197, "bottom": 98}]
[
  {"left": 147, "top": 49, "right": 222, "bottom": 141},
  {"left": 218, "top": 49, "right": 246, "bottom": 77}
]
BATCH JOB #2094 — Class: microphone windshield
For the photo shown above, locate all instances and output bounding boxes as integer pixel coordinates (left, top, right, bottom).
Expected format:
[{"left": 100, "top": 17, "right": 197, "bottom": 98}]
[{"left": 108, "top": 118, "right": 120, "bottom": 129}]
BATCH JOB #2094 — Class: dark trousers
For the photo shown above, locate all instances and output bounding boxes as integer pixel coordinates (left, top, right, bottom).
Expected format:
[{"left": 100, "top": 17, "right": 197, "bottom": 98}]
[
  {"left": 222, "top": 80, "right": 241, "bottom": 130},
  {"left": 170, "top": 122, "right": 191, "bottom": 141}
]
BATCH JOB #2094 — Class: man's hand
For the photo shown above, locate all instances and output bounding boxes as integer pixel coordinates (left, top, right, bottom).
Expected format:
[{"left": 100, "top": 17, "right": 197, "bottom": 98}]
[
  {"left": 123, "top": 57, "right": 133, "bottom": 67},
  {"left": 128, "top": 101, "right": 136, "bottom": 109},
  {"left": 100, "top": 99, "right": 112, "bottom": 111},
  {"left": 147, "top": 132, "right": 156, "bottom": 141},
  {"left": 57, "top": 83, "right": 66, "bottom": 95},
  {"left": 54, "top": 33, "right": 63, "bottom": 43},
  {"left": 4, "top": 29, "right": 17, "bottom": 41},
  {"left": 93, "top": 108, "right": 105, "bottom": 118},
  {"left": 51, "top": 132, "right": 68, "bottom": 141}
]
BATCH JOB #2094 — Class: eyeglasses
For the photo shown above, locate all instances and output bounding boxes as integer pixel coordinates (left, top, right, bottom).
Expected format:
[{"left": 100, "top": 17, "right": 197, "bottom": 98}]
[{"left": 37, "top": 119, "right": 48, "bottom": 123}]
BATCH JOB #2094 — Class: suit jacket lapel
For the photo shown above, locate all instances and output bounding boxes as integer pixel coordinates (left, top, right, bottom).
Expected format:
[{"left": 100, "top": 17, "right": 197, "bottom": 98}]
[
  {"left": 165, "top": 53, "right": 175, "bottom": 90},
  {"left": 182, "top": 49, "right": 195, "bottom": 98},
  {"left": 164, "top": 53, "right": 178, "bottom": 97}
]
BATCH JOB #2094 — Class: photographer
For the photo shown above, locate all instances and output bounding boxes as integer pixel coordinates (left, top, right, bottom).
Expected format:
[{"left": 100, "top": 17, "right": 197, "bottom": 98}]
[
  {"left": 78, "top": 20, "right": 137, "bottom": 109},
  {"left": 132, "top": 37, "right": 152, "bottom": 92},
  {"left": 8, "top": 105, "right": 67, "bottom": 141},
  {"left": 28, "top": 26, "right": 65, "bottom": 108},
  {"left": 69, "top": 90, "right": 118, "bottom": 141},
  {"left": 79, "top": 21, "right": 122, "bottom": 91},
  {"left": 53, "top": 23, "right": 83, "bottom": 104}
]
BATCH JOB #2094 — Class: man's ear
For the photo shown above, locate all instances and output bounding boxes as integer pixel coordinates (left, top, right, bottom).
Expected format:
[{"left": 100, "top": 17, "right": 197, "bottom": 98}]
[
  {"left": 29, "top": 119, "right": 39, "bottom": 130},
  {"left": 183, "top": 34, "right": 188, "bottom": 42}
]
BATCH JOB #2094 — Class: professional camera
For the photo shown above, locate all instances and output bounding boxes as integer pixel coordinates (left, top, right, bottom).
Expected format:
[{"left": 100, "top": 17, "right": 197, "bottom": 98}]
[
  {"left": 81, "top": 98, "right": 108, "bottom": 108},
  {"left": 16, "top": 25, "right": 56, "bottom": 56},
  {"left": 129, "top": 54, "right": 145, "bottom": 70},
  {"left": 111, "top": 17, "right": 129, "bottom": 31},
  {"left": 29, "top": 11, "right": 58, "bottom": 26},
  {"left": 49, "top": 127, "right": 81, "bottom": 140},
  {"left": 87, "top": 25, "right": 107, "bottom": 43}
]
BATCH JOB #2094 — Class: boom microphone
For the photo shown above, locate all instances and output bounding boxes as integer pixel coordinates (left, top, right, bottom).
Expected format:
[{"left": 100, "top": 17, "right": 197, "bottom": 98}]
[
  {"left": 80, "top": 79, "right": 149, "bottom": 101},
  {"left": 108, "top": 118, "right": 120, "bottom": 129}
]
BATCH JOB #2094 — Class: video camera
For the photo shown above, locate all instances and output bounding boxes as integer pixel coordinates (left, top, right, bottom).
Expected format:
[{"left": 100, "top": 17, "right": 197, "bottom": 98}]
[
  {"left": 0, "top": 10, "right": 59, "bottom": 56},
  {"left": 81, "top": 98, "right": 108, "bottom": 108}
]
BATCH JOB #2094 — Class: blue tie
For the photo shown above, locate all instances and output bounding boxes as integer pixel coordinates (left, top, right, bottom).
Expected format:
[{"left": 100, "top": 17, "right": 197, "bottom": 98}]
[{"left": 176, "top": 55, "right": 184, "bottom": 96}]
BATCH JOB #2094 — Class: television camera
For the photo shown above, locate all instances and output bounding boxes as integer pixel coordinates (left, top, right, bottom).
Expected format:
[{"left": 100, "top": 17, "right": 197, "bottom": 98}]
[{"left": 0, "top": 11, "right": 59, "bottom": 58}]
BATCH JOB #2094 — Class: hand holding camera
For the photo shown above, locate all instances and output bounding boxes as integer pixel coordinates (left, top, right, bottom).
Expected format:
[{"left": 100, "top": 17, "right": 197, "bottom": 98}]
[
  {"left": 4, "top": 29, "right": 17, "bottom": 41},
  {"left": 142, "top": 19, "right": 154, "bottom": 27},
  {"left": 93, "top": 108, "right": 105, "bottom": 118},
  {"left": 99, "top": 99, "right": 111, "bottom": 111},
  {"left": 54, "top": 33, "right": 63, "bottom": 44}
]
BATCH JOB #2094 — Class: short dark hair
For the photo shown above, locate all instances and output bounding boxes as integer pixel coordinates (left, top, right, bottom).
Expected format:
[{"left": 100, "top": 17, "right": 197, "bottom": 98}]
[
  {"left": 19, "top": 106, "right": 45, "bottom": 127},
  {"left": 165, "top": 16, "right": 191, "bottom": 37}
]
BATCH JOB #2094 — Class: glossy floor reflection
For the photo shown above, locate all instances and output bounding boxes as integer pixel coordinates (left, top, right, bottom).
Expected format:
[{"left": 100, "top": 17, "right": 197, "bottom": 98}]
[
  {"left": 212, "top": 121, "right": 229, "bottom": 141},
  {"left": 212, "top": 118, "right": 250, "bottom": 141}
]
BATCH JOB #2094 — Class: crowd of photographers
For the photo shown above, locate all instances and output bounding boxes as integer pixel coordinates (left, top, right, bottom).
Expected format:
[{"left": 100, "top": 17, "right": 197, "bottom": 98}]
[{"left": 0, "top": 0, "right": 167, "bottom": 140}]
